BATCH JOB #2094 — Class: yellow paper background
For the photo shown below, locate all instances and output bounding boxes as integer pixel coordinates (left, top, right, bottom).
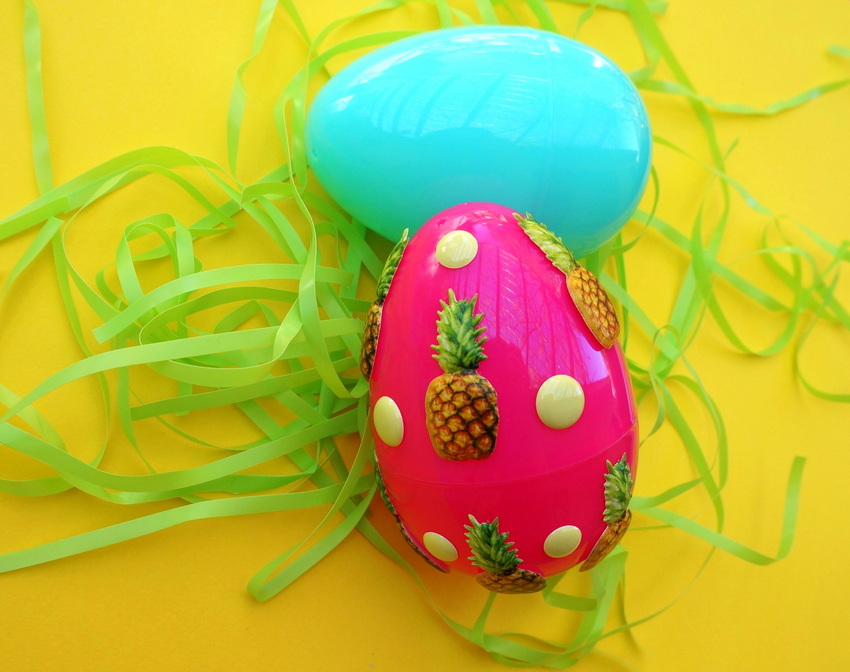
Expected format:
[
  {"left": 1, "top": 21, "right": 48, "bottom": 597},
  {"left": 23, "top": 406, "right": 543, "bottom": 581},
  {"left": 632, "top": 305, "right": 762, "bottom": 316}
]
[{"left": 1, "top": 1, "right": 849, "bottom": 670}]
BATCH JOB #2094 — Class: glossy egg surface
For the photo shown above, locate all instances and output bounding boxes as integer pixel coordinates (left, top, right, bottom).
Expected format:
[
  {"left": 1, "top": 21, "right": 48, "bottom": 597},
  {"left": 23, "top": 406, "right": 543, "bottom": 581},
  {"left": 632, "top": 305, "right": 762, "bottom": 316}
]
[
  {"left": 307, "top": 26, "right": 651, "bottom": 257},
  {"left": 369, "top": 202, "right": 638, "bottom": 580}
]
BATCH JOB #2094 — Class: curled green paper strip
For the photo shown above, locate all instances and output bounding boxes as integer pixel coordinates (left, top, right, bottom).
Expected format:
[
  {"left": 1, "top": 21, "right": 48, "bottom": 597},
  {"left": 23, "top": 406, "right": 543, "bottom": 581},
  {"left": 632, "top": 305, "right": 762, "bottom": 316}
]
[{"left": 2, "top": 0, "right": 848, "bottom": 668}]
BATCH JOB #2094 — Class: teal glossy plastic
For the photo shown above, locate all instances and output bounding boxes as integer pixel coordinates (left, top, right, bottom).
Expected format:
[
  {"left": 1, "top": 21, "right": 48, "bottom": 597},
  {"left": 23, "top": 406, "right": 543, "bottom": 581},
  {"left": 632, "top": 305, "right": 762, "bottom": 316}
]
[{"left": 306, "top": 26, "right": 652, "bottom": 257}]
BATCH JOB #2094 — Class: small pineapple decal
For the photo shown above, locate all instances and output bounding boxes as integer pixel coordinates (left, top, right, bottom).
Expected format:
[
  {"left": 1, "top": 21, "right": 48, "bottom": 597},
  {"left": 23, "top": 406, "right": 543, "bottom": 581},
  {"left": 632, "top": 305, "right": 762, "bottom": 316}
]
[
  {"left": 601, "top": 454, "right": 633, "bottom": 524},
  {"left": 580, "top": 454, "right": 634, "bottom": 571},
  {"left": 465, "top": 516, "right": 546, "bottom": 594},
  {"left": 514, "top": 213, "right": 620, "bottom": 349},
  {"left": 360, "top": 230, "right": 409, "bottom": 380},
  {"left": 425, "top": 290, "right": 498, "bottom": 460},
  {"left": 375, "top": 464, "right": 447, "bottom": 572}
]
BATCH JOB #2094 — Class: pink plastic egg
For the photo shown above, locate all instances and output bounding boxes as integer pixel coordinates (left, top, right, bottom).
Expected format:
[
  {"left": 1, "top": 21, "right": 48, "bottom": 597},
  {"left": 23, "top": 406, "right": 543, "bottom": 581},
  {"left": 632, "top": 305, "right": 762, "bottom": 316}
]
[{"left": 365, "top": 203, "right": 638, "bottom": 592}]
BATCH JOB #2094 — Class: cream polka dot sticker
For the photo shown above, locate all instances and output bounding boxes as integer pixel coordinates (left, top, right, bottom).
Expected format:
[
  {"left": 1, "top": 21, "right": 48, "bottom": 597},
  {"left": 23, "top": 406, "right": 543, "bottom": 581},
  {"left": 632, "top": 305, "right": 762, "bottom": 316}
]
[
  {"left": 536, "top": 375, "right": 585, "bottom": 429},
  {"left": 373, "top": 396, "right": 404, "bottom": 446},
  {"left": 422, "top": 532, "right": 458, "bottom": 562},
  {"left": 543, "top": 525, "right": 582, "bottom": 558},
  {"left": 436, "top": 230, "right": 478, "bottom": 269}
]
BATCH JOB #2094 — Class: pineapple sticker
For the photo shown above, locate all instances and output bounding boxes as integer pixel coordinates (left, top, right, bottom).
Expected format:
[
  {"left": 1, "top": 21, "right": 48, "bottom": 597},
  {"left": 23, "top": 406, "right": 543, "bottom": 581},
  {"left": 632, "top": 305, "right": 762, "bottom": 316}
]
[
  {"left": 425, "top": 290, "right": 498, "bottom": 460},
  {"left": 375, "top": 464, "right": 446, "bottom": 572},
  {"left": 360, "top": 230, "right": 409, "bottom": 381},
  {"left": 580, "top": 454, "right": 634, "bottom": 571},
  {"left": 465, "top": 516, "right": 547, "bottom": 594},
  {"left": 514, "top": 212, "right": 620, "bottom": 349}
]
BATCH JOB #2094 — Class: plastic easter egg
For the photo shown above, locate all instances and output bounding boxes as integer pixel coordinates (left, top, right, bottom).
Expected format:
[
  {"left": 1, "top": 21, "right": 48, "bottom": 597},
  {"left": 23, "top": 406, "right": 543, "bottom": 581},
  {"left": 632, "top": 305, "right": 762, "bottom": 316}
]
[
  {"left": 306, "top": 26, "right": 651, "bottom": 257},
  {"left": 363, "top": 202, "right": 638, "bottom": 592}
]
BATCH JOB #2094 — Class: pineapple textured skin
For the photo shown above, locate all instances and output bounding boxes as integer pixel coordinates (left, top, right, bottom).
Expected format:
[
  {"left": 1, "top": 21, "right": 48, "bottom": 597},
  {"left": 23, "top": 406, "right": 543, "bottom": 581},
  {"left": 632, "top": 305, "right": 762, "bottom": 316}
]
[
  {"left": 567, "top": 267, "right": 620, "bottom": 349},
  {"left": 360, "top": 230, "right": 409, "bottom": 381},
  {"left": 360, "top": 302, "right": 382, "bottom": 381},
  {"left": 475, "top": 569, "right": 547, "bottom": 594},
  {"left": 425, "top": 371, "right": 498, "bottom": 460},
  {"left": 580, "top": 510, "right": 632, "bottom": 571}
]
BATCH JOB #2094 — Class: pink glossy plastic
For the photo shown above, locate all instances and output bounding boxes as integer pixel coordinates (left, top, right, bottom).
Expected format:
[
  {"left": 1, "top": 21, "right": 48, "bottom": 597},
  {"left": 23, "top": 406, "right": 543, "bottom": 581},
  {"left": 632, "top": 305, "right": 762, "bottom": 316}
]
[{"left": 371, "top": 203, "right": 638, "bottom": 577}]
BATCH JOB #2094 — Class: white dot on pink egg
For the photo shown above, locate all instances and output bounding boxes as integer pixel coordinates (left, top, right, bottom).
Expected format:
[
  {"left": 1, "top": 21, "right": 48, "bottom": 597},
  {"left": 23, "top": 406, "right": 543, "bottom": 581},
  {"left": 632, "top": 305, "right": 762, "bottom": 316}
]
[
  {"left": 373, "top": 396, "right": 404, "bottom": 446},
  {"left": 536, "top": 375, "right": 585, "bottom": 429},
  {"left": 423, "top": 532, "right": 458, "bottom": 562},
  {"left": 435, "top": 230, "right": 478, "bottom": 269},
  {"left": 544, "top": 525, "right": 582, "bottom": 558}
]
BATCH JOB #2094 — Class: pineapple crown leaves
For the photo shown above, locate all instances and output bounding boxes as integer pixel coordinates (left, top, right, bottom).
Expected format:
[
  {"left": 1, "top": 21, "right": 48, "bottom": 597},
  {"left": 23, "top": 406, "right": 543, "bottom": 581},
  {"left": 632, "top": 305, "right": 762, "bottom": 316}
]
[
  {"left": 513, "top": 212, "right": 578, "bottom": 275},
  {"left": 375, "top": 229, "right": 409, "bottom": 302},
  {"left": 602, "top": 454, "right": 634, "bottom": 524},
  {"left": 464, "top": 515, "right": 522, "bottom": 574},
  {"left": 431, "top": 289, "right": 487, "bottom": 373}
]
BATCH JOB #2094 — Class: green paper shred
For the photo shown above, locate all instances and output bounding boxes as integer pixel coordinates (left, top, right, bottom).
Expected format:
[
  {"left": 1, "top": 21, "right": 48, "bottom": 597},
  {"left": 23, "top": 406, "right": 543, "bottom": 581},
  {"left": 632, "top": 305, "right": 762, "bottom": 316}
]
[
  {"left": 638, "top": 78, "right": 850, "bottom": 116},
  {"left": 2, "top": 0, "right": 848, "bottom": 668},
  {"left": 23, "top": 0, "right": 53, "bottom": 195}
]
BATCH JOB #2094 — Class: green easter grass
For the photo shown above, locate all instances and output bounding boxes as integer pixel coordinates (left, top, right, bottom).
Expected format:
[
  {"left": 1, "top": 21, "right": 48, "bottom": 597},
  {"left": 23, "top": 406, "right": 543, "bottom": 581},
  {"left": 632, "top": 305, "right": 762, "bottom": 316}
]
[{"left": 2, "top": 0, "right": 849, "bottom": 668}]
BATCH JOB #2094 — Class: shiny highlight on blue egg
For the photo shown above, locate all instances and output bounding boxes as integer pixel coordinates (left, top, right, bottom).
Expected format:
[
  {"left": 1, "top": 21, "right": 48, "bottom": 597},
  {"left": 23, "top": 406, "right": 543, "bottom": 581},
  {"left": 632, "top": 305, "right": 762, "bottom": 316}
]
[{"left": 306, "top": 26, "right": 651, "bottom": 257}]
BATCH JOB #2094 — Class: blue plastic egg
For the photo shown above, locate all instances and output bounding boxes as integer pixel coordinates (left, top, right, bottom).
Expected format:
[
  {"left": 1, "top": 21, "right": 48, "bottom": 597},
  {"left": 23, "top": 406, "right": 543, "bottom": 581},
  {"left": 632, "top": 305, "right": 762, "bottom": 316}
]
[{"left": 306, "top": 26, "right": 651, "bottom": 257}]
